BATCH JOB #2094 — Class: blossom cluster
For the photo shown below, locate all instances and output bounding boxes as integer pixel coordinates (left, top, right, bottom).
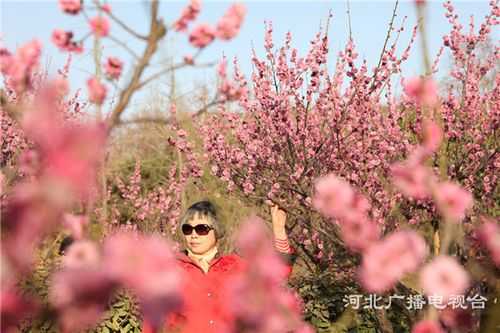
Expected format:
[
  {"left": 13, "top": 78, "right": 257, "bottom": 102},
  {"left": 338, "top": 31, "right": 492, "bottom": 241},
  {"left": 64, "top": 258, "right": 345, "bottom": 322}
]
[
  {"left": 0, "top": 39, "right": 42, "bottom": 93},
  {"left": 185, "top": 3, "right": 246, "bottom": 48}
]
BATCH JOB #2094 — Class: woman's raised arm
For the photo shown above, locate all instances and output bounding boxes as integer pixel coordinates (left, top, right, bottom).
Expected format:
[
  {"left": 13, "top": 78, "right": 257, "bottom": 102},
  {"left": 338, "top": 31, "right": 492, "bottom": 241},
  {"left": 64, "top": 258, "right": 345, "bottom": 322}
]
[{"left": 271, "top": 205, "right": 296, "bottom": 276}]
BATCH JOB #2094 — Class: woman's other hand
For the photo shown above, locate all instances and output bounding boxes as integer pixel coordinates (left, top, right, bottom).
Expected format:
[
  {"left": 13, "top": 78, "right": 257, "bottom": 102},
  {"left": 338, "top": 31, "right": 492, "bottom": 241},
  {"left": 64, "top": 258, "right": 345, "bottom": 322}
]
[{"left": 271, "top": 204, "right": 287, "bottom": 239}]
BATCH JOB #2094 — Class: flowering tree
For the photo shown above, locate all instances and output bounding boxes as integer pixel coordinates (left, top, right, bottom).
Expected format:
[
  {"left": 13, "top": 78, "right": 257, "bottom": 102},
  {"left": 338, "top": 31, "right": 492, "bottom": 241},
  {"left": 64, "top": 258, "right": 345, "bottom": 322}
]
[
  {"left": 105, "top": 107, "right": 203, "bottom": 237},
  {"left": 202, "top": 15, "right": 417, "bottom": 273},
  {"left": 201, "top": 0, "right": 499, "bottom": 330}
]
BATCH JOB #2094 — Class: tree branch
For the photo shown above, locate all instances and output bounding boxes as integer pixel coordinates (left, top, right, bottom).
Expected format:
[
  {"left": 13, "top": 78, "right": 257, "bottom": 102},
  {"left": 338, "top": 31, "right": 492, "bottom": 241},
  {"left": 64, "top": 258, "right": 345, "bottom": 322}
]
[
  {"left": 108, "top": 34, "right": 140, "bottom": 60},
  {"left": 346, "top": 0, "right": 353, "bottom": 41},
  {"left": 98, "top": 3, "right": 149, "bottom": 41},
  {"left": 136, "top": 51, "right": 213, "bottom": 91},
  {"left": 368, "top": 0, "right": 399, "bottom": 92},
  {"left": 106, "top": 0, "right": 166, "bottom": 129}
]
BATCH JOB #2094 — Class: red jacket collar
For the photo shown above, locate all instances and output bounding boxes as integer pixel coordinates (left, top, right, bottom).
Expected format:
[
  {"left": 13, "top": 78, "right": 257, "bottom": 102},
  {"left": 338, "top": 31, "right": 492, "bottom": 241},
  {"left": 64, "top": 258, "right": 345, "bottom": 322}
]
[{"left": 176, "top": 250, "right": 224, "bottom": 270}]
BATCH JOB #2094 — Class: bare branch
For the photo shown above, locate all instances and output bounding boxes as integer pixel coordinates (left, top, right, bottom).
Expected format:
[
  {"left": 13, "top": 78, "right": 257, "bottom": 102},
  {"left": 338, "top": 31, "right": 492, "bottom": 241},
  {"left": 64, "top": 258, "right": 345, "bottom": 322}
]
[
  {"left": 106, "top": 0, "right": 166, "bottom": 129},
  {"left": 191, "top": 98, "right": 221, "bottom": 118},
  {"left": 346, "top": 0, "right": 353, "bottom": 41},
  {"left": 97, "top": 2, "right": 149, "bottom": 41},
  {"left": 108, "top": 35, "right": 140, "bottom": 60},
  {"left": 135, "top": 50, "right": 213, "bottom": 90},
  {"left": 368, "top": 0, "right": 399, "bottom": 92},
  {"left": 118, "top": 115, "right": 172, "bottom": 126},
  {"left": 415, "top": 2, "right": 432, "bottom": 75},
  {"left": 136, "top": 60, "right": 215, "bottom": 91}
]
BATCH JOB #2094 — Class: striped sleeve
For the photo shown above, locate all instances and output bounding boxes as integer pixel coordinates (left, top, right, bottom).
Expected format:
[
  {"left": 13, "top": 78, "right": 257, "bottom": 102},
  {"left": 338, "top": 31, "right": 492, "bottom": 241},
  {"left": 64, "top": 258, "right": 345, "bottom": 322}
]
[{"left": 274, "top": 236, "right": 291, "bottom": 253}]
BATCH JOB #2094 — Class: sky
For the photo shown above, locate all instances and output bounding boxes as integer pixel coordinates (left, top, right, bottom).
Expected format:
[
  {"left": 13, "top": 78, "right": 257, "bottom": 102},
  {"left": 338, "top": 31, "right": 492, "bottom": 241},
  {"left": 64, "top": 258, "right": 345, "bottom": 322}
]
[{"left": 1, "top": 0, "right": 498, "bottom": 117}]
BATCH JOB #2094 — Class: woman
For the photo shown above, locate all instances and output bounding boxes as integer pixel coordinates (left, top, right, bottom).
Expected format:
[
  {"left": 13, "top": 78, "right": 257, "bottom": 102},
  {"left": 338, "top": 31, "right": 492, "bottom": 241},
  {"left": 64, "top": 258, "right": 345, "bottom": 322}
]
[{"left": 143, "top": 200, "right": 295, "bottom": 333}]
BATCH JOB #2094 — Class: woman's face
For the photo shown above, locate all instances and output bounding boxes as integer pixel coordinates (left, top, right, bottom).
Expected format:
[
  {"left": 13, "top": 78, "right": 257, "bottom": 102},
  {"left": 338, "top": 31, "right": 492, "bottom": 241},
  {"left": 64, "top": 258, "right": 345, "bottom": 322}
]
[{"left": 183, "top": 214, "right": 217, "bottom": 255}]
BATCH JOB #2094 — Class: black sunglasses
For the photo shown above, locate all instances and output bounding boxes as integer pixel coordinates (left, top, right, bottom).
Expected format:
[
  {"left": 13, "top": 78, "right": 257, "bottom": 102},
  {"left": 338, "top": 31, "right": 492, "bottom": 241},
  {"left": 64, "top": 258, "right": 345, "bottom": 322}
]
[{"left": 181, "top": 224, "right": 214, "bottom": 236}]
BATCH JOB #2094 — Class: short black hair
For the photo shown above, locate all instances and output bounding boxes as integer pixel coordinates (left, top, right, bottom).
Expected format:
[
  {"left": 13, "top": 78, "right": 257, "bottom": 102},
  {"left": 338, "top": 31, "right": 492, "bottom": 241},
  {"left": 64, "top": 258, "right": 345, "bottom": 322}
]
[
  {"left": 179, "top": 200, "right": 225, "bottom": 239},
  {"left": 188, "top": 201, "right": 217, "bottom": 217}
]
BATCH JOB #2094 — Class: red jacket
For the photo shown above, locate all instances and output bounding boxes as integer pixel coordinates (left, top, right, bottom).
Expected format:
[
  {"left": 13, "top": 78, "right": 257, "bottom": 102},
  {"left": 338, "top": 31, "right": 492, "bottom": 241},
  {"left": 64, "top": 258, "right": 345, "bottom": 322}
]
[{"left": 142, "top": 251, "right": 294, "bottom": 333}]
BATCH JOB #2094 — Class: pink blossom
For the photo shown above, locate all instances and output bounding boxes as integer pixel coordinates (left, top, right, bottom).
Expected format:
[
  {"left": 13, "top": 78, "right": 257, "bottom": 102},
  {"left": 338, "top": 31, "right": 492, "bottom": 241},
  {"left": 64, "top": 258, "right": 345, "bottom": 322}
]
[
  {"left": 21, "top": 106, "right": 63, "bottom": 152},
  {"left": 237, "top": 217, "right": 290, "bottom": 283},
  {"left": 42, "top": 124, "right": 107, "bottom": 199},
  {"left": 420, "top": 255, "right": 470, "bottom": 302},
  {"left": 89, "top": 16, "right": 110, "bottom": 37},
  {"left": 62, "top": 214, "right": 89, "bottom": 240},
  {"left": 52, "top": 77, "right": 69, "bottom": 97},
  {"left": 58, "top": 0, "right": 82, "bottom": 15},
  {"left": 104, "top": 56, "right": 123, "bottom": 80},
  {"left": 49, "top": 269, "right": 117, "bottom": 333},
  {"left": 296, "top": 325, "right": 316, "bottom": 333},
  {"left": 188, "top": 23, "right": 215, "bottom": 48},
  {"left": 102, "top": 232, "right": 183, "bottom": 327},
  {"left": 4, "top": 62, "right": 31, "bottom": 92},
  {"left": 422, "top": 120, "right": 443, "bottom": 152},
  {"left": 1, "top": 288, "right": 39, "bottom": 332},
  {"left": 433, "top": 182, "right": 473, "bottom": 222},
  {"left": 2, "top": 183, "right": 63, "bottom": 271},
  {"left": 18, "top": 39, "right": 42, "bottom": 68},
  {"left": 173, "top": 0, "right": 201, "bottom": 32},
  {"left": 101, "top": 3, "right": 111, "bottom": 13},
  {"left": 313, "top": 175, "right": 354, "bottom": 218},
  {"left": 103, "top": 232, "right": 180, "bottom": 294},
  {"left": 86, "top": 77, "right": 107, "bottom": 105},
  {"left": 18, "top": 149, "right": 39, "bottom": 175},
  {"left": 51, "top": 30, "right": 83, "bottom": 53},
  {"left": 51, "top": 29, "right": 71, "bottom": 49},
  {"left": 0, "top": 48, "right": 12, "bottom": 73},
  {"left": 220, "top": 79, "right": 244, "bottom": 101},
  {"left": 313, "top": 174, "right": 365, "bottom": 221},
  {"left": 403, "top": 76, "right": 438, "bottom": 106},
  {"left": 37, "top": 77, "right": 70, "bottom": 101},
  {"left": 411, "top": 320, "right": 444, "bottom": 333},
  {"left": 177, "top": 129, "right": 187, "bottom": 137},
  {"left": 59, "top": 306, "right": 106, "bottom": 333},
  {"left": 217, "top": 56, "right": 227, "bottom": 77},
  {"left": 61, "top": 240, "right": 100, "bottom": 269},
  {"left": 476, "top": 220, "right": 500, "bottom": 266},
  {"left": 391, "top": 162, "right": 431, "bottom": 199},
  {"left": 67, "top": 42, "right": 83, "bottom": 53},
  {"left": 222, "top": 217, "right": 311, "bottom": 333},
  {"left": 340, "top": 218, "right": 380, "bottom": 253},
  {"left": 359, "top": 230, "right": 428, "bottom": 292},
  {"left": 22, "top": 107, "right": 107, "bottom": 200},
  {"left": 215, "top": 3, "right": 246, "bottom": 40}
]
